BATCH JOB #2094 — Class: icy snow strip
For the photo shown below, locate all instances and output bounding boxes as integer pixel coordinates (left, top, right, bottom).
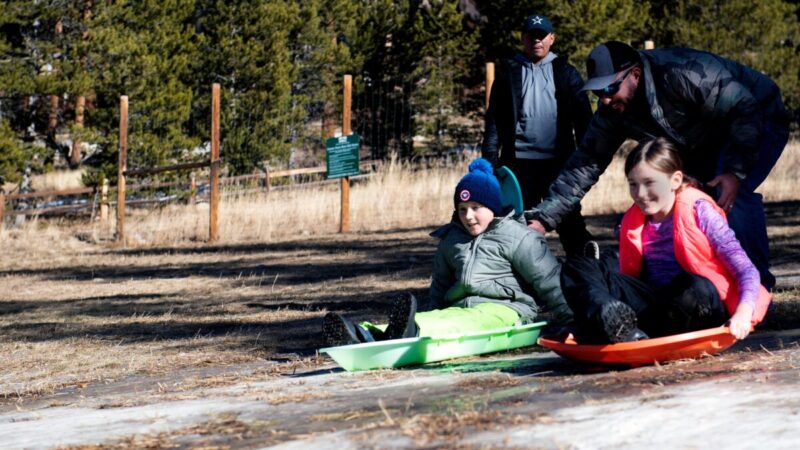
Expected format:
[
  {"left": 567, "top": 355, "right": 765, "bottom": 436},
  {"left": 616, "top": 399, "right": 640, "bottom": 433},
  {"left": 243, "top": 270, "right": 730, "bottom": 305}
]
[{"left": 465, "top": 376, "right": 800, "bottom": 449}]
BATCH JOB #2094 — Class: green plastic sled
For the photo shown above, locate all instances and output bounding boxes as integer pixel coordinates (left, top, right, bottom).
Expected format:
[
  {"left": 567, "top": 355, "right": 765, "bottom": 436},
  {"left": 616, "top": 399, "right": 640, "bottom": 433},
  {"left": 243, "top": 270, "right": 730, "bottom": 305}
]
[
  {"left": 320, "top": 321, "right": 547, "bottom": 372},
  {"left": 495, "top": 165, "right": 524, "bottom": 215}
]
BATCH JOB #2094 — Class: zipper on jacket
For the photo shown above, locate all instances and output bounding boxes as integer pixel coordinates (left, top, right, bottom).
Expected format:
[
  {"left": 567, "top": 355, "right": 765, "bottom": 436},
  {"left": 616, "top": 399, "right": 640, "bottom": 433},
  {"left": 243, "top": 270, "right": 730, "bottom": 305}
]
[{"left": 462, "top": 232, "right": 484, "bottom": 287}]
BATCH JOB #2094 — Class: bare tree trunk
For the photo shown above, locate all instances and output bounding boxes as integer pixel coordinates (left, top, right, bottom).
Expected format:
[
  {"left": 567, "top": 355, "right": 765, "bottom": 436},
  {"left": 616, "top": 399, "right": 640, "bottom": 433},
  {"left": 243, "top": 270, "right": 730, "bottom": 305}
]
[
  {"left": 322, "top": 33, "right": 337, "bottom": 140},
  {"left": 49, "top": 19, "right": 63, "bottom": 136},
  {"left": 70, "top": 1, "right": 93, "bottom": 167},
  {"left": 48, "top": 95, "right": 59, "bottom": 135},
  {"left": 70, "top": 95, "right": 85, "bottom": 166}
]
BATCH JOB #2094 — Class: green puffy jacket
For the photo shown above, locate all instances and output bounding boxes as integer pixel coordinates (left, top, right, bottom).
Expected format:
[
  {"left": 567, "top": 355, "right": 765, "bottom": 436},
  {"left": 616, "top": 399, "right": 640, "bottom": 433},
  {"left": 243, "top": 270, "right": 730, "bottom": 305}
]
[{"left": 429, "top": 211, "right": 574, "bottom": 325}]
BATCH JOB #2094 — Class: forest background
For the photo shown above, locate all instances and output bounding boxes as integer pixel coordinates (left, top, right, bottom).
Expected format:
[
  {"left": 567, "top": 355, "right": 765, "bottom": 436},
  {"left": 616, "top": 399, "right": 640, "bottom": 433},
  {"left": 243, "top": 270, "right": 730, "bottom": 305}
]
[{"left": 1, "top": 0, "right": 799, "bottom": 188}]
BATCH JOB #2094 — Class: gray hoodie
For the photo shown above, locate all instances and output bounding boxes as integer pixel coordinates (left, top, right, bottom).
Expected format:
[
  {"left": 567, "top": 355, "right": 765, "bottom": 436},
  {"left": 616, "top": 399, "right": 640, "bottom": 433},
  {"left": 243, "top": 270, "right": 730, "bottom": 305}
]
[{"left": 514, "top": 51, "right": 559, "bottom": 158}]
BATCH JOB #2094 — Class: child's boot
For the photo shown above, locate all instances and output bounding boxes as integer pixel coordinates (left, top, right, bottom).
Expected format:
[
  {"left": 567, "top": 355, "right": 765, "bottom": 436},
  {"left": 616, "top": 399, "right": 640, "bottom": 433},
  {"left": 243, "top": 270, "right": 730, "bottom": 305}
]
[
  {"left": 583, "top": 241, "right": 600, "bottom": 260},
  {"left": 384, "top": 294, "right": 419, "bottom": 340},
  {"left": 322, "top": 313, "right": 362, "bottom": 346},
  {"left": 598, "top": 300, "right": 649, "bottom": 343},
  {"left": 354, "top": 324, "right": 378, "bottom": 343}
]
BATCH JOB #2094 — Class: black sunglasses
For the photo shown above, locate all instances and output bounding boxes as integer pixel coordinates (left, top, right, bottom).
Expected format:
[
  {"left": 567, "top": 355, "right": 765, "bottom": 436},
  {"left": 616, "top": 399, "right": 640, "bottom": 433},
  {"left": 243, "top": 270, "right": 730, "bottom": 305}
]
[{"left": 592, "top": 69, "right": 632, "bottom": 97}]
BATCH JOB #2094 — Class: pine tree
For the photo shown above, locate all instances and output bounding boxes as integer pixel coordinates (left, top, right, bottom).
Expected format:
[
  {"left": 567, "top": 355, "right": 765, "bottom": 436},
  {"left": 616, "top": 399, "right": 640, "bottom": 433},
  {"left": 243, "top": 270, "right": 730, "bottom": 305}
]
[
  {"left": 473, "top": 0, "right": 549, "bottom": 61},
  {"left": 0, "top": 2, "right": 59, "bottom": 140},
  {"left": 0, "top": 119, "right": 29, "bottom": 185},
  {"left": 290, "top": 0, "right": 364, "bottom": 164},
  {"left": 0, "top": 0, "right": 794, "bottom": 186},
  {"left": 353, "top": 0, "right": 413, "bottom": 158},
  {"left": 406, "top": 0, "right": 479, "bottom": 154},
  {"left": 0, "top": 1, "right": 69, "bottom": 178},
  {"left": 77, "top": 0, "right": 200, "bottom": 184},
  {"left": 547, "top": 0, "right": 651, "bottom": 79},
  {"left": 652, "top": 0, "right": 800, "bottom": 113},
  {"left": 192, "top": 0, "right": 303, "bottom": 174},
  {"left": 473, "top": 0, "right": 651, "bottom": 72}
]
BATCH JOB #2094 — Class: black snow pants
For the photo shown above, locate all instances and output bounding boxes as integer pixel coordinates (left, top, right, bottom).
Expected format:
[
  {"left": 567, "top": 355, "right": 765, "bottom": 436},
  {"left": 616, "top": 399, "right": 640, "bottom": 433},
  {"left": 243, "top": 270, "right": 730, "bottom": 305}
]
[{"left": 560, "top": 253, "right": 729, "bottom": 342}]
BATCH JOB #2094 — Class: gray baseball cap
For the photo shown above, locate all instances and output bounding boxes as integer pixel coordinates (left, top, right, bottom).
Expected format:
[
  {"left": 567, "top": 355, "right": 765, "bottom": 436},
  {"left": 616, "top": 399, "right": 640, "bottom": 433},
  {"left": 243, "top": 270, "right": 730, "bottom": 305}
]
[{"left": 581, "top": 41, "right": 641, "bottom": 92}]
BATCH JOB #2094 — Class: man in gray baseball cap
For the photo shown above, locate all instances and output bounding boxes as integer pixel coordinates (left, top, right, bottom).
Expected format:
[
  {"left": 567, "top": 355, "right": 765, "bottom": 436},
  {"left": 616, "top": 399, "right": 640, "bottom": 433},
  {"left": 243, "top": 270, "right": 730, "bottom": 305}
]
[
  {"left": 527, "top": 40, "right": 790, "bottom": 291},
  {"left": 581, "top": 41, "right": 640, "bottom": 93},
  {"left": 482, "top": 14, "right": 593, "bottom": 256}
]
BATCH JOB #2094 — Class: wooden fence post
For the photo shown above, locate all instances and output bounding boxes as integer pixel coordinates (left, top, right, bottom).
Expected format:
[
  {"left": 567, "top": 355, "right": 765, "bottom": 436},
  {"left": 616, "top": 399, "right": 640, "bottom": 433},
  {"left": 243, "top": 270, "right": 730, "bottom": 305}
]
[
  {"left": 100, "top": 178, "right": 109, "bottom": 224},
  {"left": 485, "top": 62, "right": 495, "bottom": 111},
  {"left": 117, "top": 95, "right": 128, "bottom": 243},
  {"left": 340, "top": 74, "right": 352, "bottom": 233},
  {"left": 209, "top": 83, "right": 220, "bottom": 242},
  {"left": 263, "top": 165, "right": 271, "bottom": 194}
]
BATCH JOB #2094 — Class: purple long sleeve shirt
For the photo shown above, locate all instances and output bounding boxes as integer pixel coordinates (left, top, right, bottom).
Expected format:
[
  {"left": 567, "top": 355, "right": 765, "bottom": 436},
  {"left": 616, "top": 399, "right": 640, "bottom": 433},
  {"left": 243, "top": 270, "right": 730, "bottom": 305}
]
[{"left": 641, "top": 199, "right": 760, "bottom": 309}]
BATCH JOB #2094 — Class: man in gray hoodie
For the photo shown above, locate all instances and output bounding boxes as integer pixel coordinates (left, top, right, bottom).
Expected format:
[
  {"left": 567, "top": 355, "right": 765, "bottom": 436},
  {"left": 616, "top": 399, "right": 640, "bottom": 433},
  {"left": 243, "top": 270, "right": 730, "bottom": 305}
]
[{"left": 482, "top": 14, "right": 593, "bottom": 256}]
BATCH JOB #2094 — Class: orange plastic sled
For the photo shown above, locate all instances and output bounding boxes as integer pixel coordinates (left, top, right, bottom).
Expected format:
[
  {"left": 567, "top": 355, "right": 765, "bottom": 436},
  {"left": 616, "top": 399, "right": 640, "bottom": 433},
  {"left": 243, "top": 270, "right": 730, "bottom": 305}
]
[{"left": 538, "top": 326, "right": 738, "bottom": 367}]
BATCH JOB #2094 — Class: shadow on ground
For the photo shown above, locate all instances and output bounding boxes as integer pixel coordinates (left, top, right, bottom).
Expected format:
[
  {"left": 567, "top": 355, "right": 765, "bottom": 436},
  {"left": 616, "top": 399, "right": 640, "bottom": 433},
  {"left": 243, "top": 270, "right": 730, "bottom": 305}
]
[{"left": 1, "top": 201, "right": 799, "bottom": 357}]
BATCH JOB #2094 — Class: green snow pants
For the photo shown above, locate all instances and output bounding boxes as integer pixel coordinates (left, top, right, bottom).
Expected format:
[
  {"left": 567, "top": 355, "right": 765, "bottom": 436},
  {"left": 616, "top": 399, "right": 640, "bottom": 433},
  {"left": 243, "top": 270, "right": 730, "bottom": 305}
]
[{"left": 364, "top": 303, "right": 520, "bottom": 337}]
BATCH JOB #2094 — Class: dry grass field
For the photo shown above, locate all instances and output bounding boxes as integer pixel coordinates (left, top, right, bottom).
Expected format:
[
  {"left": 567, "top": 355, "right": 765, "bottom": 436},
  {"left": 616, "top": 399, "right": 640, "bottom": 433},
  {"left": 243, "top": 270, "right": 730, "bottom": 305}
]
[
  {"left": 4, "top": 140, "right": 798, "bottom": 246},
  {"left": 0, "top": 140, "right": 799, "bottom": 406}
]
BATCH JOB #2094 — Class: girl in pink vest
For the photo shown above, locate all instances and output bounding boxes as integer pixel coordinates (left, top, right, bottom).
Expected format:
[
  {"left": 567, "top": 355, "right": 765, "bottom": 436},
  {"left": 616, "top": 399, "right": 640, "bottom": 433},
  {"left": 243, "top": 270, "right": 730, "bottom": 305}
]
[{"left": 561, "top": 137, "right": 770, "bottom": 343}]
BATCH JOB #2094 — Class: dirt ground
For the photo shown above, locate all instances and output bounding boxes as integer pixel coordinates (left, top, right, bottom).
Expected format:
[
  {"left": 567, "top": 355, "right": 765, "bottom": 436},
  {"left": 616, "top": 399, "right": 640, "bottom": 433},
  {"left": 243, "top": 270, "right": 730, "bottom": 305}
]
[{"left": 1, "top": 201, "right": 800, "bottom": 449}]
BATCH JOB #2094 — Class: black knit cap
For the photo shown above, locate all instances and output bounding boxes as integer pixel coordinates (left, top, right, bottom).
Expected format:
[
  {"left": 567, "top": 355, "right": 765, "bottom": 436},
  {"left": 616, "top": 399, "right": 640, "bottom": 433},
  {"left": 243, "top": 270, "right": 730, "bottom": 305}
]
[{"left": 581, "top": 41, "right": 641, "bottom": 92}]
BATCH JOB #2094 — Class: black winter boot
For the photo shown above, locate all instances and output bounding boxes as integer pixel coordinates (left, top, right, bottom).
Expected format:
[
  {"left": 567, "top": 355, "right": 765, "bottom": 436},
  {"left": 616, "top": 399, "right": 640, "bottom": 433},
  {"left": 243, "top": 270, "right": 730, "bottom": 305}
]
[
  {"left": 384, "top": 294, "right": 419, "bottom": 340},
  {"left": 354, "top": 323, "right": 378, "bottom": 343},
  {"left": 660, "top": 273, "right": 727, "bottom": 334},
  {"left": 583, "top": 241, "right": 600, "bottom": 260},
  {"left": 322, "top": 313, "right": 362, "bottom": 346},
  {"left": 598, "top": 300, "right": 649, "bottom": 343}
]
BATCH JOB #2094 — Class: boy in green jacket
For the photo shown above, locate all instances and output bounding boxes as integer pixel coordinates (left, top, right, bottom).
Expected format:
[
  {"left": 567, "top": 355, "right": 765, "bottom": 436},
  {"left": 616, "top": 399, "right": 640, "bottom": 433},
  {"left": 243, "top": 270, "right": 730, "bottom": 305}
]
[{"left": 323, "top": 159, "right": 574, "bottom": 346}]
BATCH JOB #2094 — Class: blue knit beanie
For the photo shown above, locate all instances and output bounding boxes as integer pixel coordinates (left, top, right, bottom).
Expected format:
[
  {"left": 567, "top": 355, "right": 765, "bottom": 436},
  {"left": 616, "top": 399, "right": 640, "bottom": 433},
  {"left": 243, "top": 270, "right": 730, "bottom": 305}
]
[{"left": 454, "top": 159, "right": 503, "bottom": 215}]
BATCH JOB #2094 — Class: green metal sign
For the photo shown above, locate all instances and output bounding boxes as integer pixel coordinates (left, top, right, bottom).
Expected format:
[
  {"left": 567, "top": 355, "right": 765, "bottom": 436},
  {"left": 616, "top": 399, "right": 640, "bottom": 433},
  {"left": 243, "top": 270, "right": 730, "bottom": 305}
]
[{"left": 326, "top": 134, "right": 360, "bottom": 179}]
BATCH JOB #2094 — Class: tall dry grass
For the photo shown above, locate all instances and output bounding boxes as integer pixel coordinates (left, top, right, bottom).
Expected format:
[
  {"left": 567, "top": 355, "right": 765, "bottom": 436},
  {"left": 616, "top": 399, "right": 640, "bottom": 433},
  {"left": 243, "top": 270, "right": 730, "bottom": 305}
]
[
  {"left": 2, "top": 140, "right": 798, "bottom": 247},
  {"left": 31, "top": 168, "right": 86, "bottom": 191},
  {"left": 113, "top": 139, "right": 800, "bottom": 246},
  {"left": 756, "top": 139, "right": 800, "bottom": 201},
  {"left": 1, "top": 168, "right": 85, "bottom": 195},
  {"left": 108, "top": 156, "right": 467, "bottom": 246}
]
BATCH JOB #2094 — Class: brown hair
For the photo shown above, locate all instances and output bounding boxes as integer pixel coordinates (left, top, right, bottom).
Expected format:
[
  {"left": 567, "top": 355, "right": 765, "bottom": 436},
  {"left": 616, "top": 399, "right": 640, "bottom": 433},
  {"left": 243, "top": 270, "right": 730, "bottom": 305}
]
[
  {"left": 624, "top": 138, "right": 700, "bottom": 189},
  {"left": 624, "top": 137, "right": 682, "bottom": 176}
]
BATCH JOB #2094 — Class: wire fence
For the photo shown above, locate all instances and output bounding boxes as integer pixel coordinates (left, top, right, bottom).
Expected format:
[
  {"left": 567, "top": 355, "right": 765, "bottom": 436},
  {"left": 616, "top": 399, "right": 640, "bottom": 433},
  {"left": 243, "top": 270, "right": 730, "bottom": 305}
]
[
  {"left": 0, "top": 58, "right": 487, "bottom": 231},
  {"left": 0, "top": 156, "right": 466, "bottom": 230}
]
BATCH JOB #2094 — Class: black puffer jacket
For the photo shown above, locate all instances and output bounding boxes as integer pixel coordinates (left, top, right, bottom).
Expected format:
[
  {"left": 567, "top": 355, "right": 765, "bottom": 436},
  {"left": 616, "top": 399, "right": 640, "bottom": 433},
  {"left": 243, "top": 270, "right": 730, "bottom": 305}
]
[
  {"left": 481, "top": 55, "right": 592, "bottom": 165},
  {"left": 530, "top": 47, "right": 789, "bottom": 230}
]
